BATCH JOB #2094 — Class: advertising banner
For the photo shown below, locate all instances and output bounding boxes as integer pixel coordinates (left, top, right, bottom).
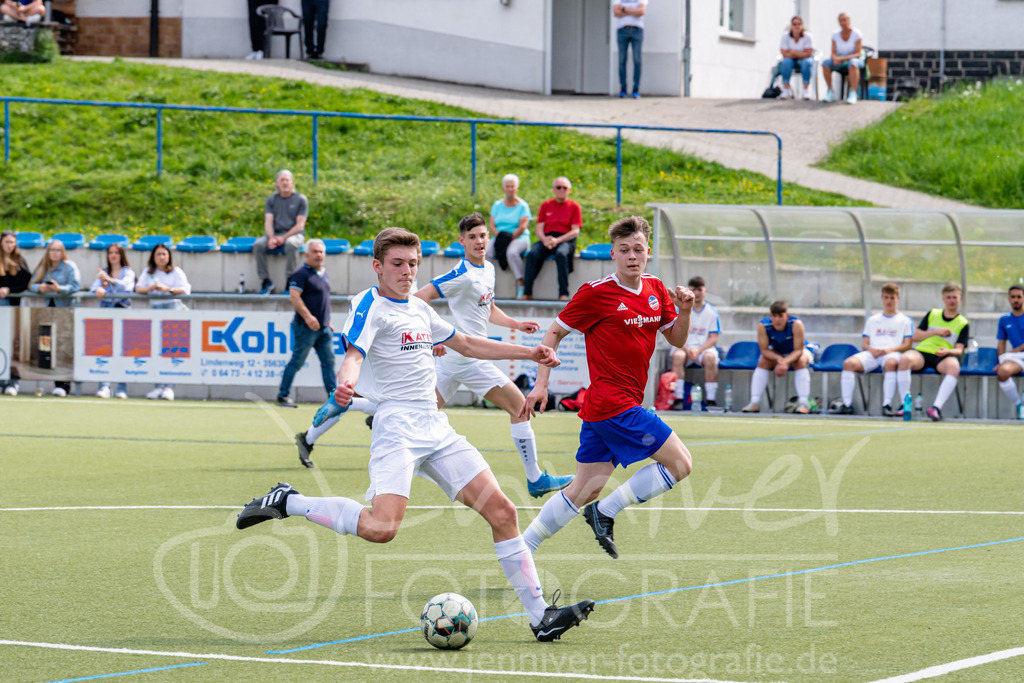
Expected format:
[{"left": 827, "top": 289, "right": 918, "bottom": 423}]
[{"left": 487, "top": 319, "right": 590, "bottom": 395}]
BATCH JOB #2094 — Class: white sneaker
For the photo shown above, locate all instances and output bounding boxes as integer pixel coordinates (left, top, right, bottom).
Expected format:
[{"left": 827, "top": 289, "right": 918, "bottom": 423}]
[
  {"left": 4, "top": 385, "right": 17, "bottom": 396},
  {"left": 52, "top": 387, "right": 67, "bottom": 397},
  {"left": 95, "top": 386, "right": 111, "bottom": 399},
  {"left": 741, "top": 402, "right": 760, "bottom": 413},
  {"left": 846, "top": 91, "right": 858, "bottom": 105},
  {"left": 160, "top": 387, "right": 175, "bottom": 401},
  {"left": 802, "top": 87, "right": 812, "bottom": 100},
  {"left": 245, "top": 50, "right": 263, "bottom": 60},
  {"left": 146, "top": 387, "right": 163, "bottom": 400},
  {"left": 779, "top": 87, "right": 793, "bottom": 100},
  {"left": 115, "top": 391, "right": 128, "bottom": 399},
  {"left": 253, "top": 50, "right": 263, "bottom": 60},
  {"left": 823, "top": 88, "right": 835, "bottom": 103},
  {"left": 25, "top": 14, "right": 41, "bottom": 25}
]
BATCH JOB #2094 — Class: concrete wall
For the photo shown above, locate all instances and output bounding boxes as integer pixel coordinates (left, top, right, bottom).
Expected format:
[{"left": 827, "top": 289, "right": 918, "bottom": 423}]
[{"left": 879, "top": 0, "right": 1024, "bottom": 51}]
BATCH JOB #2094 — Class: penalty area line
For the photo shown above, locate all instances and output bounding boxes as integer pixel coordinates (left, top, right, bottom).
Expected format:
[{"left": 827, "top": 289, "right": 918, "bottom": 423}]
[
  {"left": 0, "top": 640, "right": 775, "bottom": 683},
  {"left": 867, "top": 646, "right": 1024, "bottom": 683}
]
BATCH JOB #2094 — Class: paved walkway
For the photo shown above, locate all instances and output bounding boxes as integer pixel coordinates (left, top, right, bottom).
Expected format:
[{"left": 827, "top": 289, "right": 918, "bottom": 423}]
[{"left": 90, "top": 57, "right": 976, "bottom": 210}]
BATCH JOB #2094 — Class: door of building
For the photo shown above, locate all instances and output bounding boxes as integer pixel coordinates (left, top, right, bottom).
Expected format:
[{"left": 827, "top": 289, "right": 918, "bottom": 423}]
[{"left": 550, "top": 0, "right": 611, "bottom": 94}]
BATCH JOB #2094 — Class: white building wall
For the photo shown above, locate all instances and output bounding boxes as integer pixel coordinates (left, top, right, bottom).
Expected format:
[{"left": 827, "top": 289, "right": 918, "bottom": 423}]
[{"left": 879, "top": 0, "right": 1024, "bottom": 50}]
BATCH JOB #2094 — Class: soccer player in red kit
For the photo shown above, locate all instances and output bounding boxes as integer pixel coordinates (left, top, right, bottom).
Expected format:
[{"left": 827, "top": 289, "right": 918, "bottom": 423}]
[{"left": 519, "top": 216, "right": 695, "bottom": 559}]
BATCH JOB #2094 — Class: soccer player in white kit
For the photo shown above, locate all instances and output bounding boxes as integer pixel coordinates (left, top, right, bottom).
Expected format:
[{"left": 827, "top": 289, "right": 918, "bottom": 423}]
[
  {"left": 237, "top": 227, "right": 594, "bottom": 642},
  {"left": 829, "top": 282, "right": 913, "bottom": 415},
  {"left": 415, "top": 213, "right": 573, "bottom": 497}
]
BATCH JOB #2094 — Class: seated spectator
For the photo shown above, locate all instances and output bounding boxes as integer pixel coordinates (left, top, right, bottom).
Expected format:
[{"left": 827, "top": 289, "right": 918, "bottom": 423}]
[
  {"left": 90, "top": 244, "right": 136, "bottom": 399},
  {"left": 994, "top": 284, "right": 1024, "bottom": 413},
  {"left": 896, "top": 283, "right": 968, "bottom": 422},
  {"left": 778, "top": 16, "right": 814, "bottom": 100},
  {"left": 254, "top": 169, "right": 307, "bottom": 295},
  {"left": 742, "top": 300, "right": 813, "bottom": 413},
  {"left": 486, "top": 173, "right": 532, "bottom": 298},
  {"left": 519, "top": 176, "right": 580, "bottom": 301},
  {"left": 829, "top": 282, "right": 912, "bottom": 416},
  {"left": 136, "top": 243, "right": 192, "bottom": 401},
  {"left": 0, "top": 230, "right": 31, "bottom": 396},
  {"left": 1, "top": 0, "right": 46, "bottom": 24},
  {"left": 821, "top": 12, "right": 864, "bottom": 104},
  {"left": 669, "top": 276, "right": 722, "bottom": 411},
  {"left": 30, "top": 239, "right": 81, "bottom": 396}
]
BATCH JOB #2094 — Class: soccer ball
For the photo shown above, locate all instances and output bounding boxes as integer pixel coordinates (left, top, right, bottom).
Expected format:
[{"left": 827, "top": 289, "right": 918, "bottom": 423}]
[{"left": 420, "top": 592, "right": 478, "bottom": 650}]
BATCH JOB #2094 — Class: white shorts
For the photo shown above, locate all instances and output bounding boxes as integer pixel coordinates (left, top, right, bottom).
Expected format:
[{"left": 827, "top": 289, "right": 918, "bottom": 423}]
[
  {"left": 365, "top": 402, "right": 490, "bottom": 503},
  {"left": 686, "top": 347, "right": 719, "bottom": 367},
  {"left": 434, "top": 354, "right": 510, "bottom": 403},
  {"left": 998, "top": 352, "right": 1024, "bottom": 372},
  {"left": 851, "top": 350, "right": 901, "bottom": 373}
]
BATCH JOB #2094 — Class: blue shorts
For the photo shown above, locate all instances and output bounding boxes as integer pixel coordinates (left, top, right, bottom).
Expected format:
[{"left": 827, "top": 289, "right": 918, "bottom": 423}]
[{"left": 576, "top": 406, "right": 673, "bottom": 469}]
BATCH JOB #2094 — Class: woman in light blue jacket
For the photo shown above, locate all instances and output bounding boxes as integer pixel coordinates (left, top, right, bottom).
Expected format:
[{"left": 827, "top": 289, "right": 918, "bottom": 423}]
[{"left": 29, "top": 239, "right": 81, "bottom": 396}]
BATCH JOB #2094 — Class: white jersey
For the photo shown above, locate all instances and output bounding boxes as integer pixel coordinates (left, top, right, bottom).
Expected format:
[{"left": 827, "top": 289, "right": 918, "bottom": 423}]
[
  {"left": 862, "top": 312, "right": 913, "bottom": 349},
  {"left": 343, "top": 287, "right": 456, "bottom": 406},
  {"left": 685, "top": 302, "right": 721, "bottom": 349},
  {"left": 430, "top": 259, "right": 494, "bottom": 363}
]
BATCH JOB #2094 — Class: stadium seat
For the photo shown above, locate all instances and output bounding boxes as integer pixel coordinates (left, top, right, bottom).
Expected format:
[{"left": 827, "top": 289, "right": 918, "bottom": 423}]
[
  {"left": 16, "top": 232, "right": 45, "bottom": 249},
  {"left": 421, "top": 240, "right": 440, "bottom": 257},
  {"left": 219, "top": 237, "right": 258, "bottom": 253},
  {"left": 719, "top": 341, "right": 771, "bottom": 408},
  {"left": 49, "top": 232, "right": 86, "bottom": 250},
  {"left": 132, "top": 235, "right": 173, "bottom": 252},
  {"left": 580, "top": 243, "right": 613, "bottom": 260},
  {"left": 322, "top": 238, "right": 351, "bottom": 255},
  {"left": 958, "top": 346, "right": 999, "bottom": 418},
  {"left": 88, "top": 234, "right": 130, "bottom": 251},
  {"left": 175, "top": 235, "right": 219, "bottom": 253},
  {"left": 444, "top": 242, "right": 465, "bottom": 258},
  {"left": 811, "top": 343, "right": 866, "bottom": 411},
  {"left": 353, "top": 239, "right": 375, "bottom": 256}
]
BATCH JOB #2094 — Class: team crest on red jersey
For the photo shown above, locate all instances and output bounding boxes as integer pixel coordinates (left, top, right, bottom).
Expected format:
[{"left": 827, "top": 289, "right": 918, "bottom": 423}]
[{"left": 648, "top": 295, "right": 659, "bottom": 310}]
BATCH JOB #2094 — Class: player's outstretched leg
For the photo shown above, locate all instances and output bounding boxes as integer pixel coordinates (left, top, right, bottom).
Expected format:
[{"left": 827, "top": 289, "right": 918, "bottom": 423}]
[
  {"left": 236, "top": 483, "right": 297, "bottom": 529},
  {"left": 582, "top": 501, "right": 618, "bottom": 559},
  {"left": 523, "top": 461, "right": 612, "bottom": 554}
]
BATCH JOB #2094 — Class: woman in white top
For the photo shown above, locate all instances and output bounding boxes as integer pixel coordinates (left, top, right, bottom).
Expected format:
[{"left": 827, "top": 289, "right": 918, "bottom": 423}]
[
  {"left": 778, "top": 16, "right": 814, "bottom": 100},
  {"left": 135, "top": 243, "right": 192, "bottom": 401},
  {"left": 822, "top": 12, "right": 864, "bottom": 104},
  {"left": 91, "top": 244, "right": 136, "bottom": 399}
]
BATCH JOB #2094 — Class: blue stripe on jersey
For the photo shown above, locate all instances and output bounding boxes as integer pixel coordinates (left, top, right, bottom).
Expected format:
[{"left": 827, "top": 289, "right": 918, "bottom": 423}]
[
  {"left": 434, "top": 328, "right": 457, "bottom": 346},
  {"left": 429, "top": 260, "right": 468, "bottom": 299},
  {"left": 344, "top": 289, "right": 376, "bottom": 356}
]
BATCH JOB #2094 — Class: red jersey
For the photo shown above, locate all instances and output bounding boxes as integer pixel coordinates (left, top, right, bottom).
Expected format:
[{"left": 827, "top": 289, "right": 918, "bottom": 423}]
[
  {"left": 536, "top": 199, "right": 582, "bottom": 237},
  {"left": 556, "top": 273, "right": 678, "bottom": 422}
]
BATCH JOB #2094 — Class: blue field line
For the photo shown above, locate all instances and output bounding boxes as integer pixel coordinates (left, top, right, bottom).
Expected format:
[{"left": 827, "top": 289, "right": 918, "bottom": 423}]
[
  {"left": 46, "top": 661, "right": 206, "bottom": 683},
  {"left": 268, "top": 535, "right": 1024, "bottom": 655}
]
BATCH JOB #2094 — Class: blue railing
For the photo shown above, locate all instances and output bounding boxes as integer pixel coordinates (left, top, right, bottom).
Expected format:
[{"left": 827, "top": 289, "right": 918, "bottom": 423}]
[{"left": 1, "top": 96, "right": 784, "bottom": 205}]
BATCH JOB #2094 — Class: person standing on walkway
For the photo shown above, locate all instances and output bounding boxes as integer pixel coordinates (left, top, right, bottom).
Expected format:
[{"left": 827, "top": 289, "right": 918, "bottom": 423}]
[
  {"left": 614, "top": 0, "right": 647, "bottom": 98},
  {"left": 245, "top": 0, "right": 277, "bottom": 60},
  {"left": 255, "top": 170, "right": 307, "bottom": 295},
  {"left": 302, "top": 0, "right": 330, "bottom": 60}
]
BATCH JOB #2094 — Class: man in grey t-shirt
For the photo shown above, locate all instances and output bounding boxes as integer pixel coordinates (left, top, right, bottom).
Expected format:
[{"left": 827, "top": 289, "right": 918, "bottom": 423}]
[{"left": 254, "top": 169, "right": 308, "bottom": 294}]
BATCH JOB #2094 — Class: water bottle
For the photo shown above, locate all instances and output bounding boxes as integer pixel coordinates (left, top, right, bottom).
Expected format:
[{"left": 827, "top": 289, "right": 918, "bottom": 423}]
[
  {"left": 1017, "top": 402, "right": 1024, "bottom": 421},
  {"left": 238, "top": 273, "right": 245, "bottom": 294},
  {"left": 914, "top": 393, "right": 923, "bottom": 416},
  {"left": 691, "top": 384, "right": 702, "bottom": 410},
  {"left": 966, "top": 339, "right": 979, "bottom": 367},
  {"left": 903, "top": 393, "right": 913, "bottom": 421},
  {"left": 724, "top": 385, "right": 733, "bottom": 412}
]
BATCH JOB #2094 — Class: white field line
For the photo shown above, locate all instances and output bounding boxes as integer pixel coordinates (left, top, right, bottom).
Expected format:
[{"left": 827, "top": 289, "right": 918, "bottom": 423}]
[
  {"left": 868, "top": 646, "right": 1024, "bottom": 683},
  {"left": 0, "top": 639, "right": 777, "bottom": 683}
]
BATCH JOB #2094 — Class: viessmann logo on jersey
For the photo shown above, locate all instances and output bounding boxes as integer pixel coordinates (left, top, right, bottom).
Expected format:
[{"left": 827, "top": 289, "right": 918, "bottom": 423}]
[
  {"left": 624, "top": 314, "right": 660, "bottom": 328},
  {"left": 400, "top": 331, "right": 434, "bottom": 351}
]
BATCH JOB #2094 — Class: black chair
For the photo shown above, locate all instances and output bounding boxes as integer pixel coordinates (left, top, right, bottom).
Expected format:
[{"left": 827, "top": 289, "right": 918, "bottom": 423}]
[
  {"left": 839, "top": 46, "right": 874, "bottom": 101},
  {"left": 256, "top": 5, "right": 302, "bottom": 59}
]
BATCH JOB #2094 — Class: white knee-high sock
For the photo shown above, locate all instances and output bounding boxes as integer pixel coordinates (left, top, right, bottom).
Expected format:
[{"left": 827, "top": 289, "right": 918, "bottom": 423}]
[
  {"left": 750, "top": 367, "right": 770, "bottom": 403},
  {"left": 495, "top": 536, "right": 547, "bottom": 625},
  {"left": 674, "top": 379, "right": 685, "bottom": 399},
  {"left": 287, "top": 494, "right": 364, "bottom": 536},
  {"left": 705, "top": 382, "right": 718, "bottom": 401},
  {"left": 794, "top": 368, "right": 811, "bottom": 401},
  {"left": 897, "top": 370, "right": 912, "bottom": 401},
  {"left": 934, "top": 374, "right": 958, "bottom": 409},
  {"left": 306, "top": 414, "right": 341, "bottom": 445},
  {"left": 999, "top": 378, "right": 1021, "bottom": 404},
  {"left": 882, "top": 371, "right": 897, "bottom": 407},
  {"left": 597, "top": 463, "right": 677, "bottom": 519},
  {"left": 840, "top": 370, "right": 856, "bottom": 406},
  {"left": 510, "top": 421, "right": 543, "bottom": 481},
  {"left": 351, "top": 397, "right": 376, "bottom": 415},
  {"left": 523, "top": 491, "right": 579, "bottom": 553}
]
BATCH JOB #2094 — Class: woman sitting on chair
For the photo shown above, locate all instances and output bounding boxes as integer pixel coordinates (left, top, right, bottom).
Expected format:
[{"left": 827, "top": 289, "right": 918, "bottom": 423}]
[
  {"left": 822, "top": 12, "right": 864, "bottom": 105},
  {"left": 779, "top": 16, "right": 814, "bottom": 100}
]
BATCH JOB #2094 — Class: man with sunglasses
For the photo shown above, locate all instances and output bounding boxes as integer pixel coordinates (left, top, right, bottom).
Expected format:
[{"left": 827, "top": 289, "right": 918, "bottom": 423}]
[{"left": 520, "top": 177, "right": 581, "bottom": 302}]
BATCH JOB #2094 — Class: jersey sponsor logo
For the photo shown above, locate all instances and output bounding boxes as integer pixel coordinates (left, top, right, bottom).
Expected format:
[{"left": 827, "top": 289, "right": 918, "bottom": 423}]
[
  {"left": 648, "top": 295, "right": 659, "bottom": 310},
  {"left": 400, "top": 330, "right": 434, "bottom": 351},
  {"left": 617, "top": 302, "right": 627, "bottom": 311},
  {"left": 477, "top": 291, "right": 495, "bottom": 307},
  {"left": 624, "top": 314, "right": 660, "bottom": 328},
  {"left": 874, "top": 327, "right": 902, "bottom": 337}
]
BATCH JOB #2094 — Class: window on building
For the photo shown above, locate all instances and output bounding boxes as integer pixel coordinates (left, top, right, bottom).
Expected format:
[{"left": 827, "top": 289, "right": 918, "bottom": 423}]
[{"left": 720, "top": 0, "right": 754, "bottom": 40}]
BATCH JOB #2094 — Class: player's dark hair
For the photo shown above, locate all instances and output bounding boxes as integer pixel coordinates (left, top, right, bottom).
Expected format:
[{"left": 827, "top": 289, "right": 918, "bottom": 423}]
[
  {"left": 608, "top": 216, "right": 650, "bottom": 243},
  {"left": 458, "top": 213, "right": 486, "bottom": 234},
  {"left": 373, "top": 227, "right": 421, "bottom": 262},
  {"left": 881, "top": 282, "right": 900, "bottom": 296},
  {"left": 147, "top": 243, "right": 174, "bottom": 275},
  {"left": 769, "top": 300, "right": 788, "bottom": 315},
  {"left": 1008, "top": 284, "right": 1024, "bottom": 295},
  {"left": 688, "top": 276, "right": 706, "bottom": 289}
]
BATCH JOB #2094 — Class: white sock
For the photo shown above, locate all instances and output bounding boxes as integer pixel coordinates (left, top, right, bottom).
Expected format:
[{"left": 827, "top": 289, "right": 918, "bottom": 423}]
[
  {"left": 840, "top": 370, "right": 855, "bottom": 406},
  {"left": 750, "top": 367, "right": 769, "bottom": 403},
  {"left": 523, "top": 491, "right": 578, "bottom": 553},
  {"left": 288, "top": 494, "right": 364, "bottom": 536},
  {"left": 933, "top": 374, "right": 958, "bottom": 410},
  {"left": 999, "top": 378, "right": 1021, "bottom": 404},
  {"left": 705, "top": 382, "right": 718, "bottom": 401},
  {"left": 351, "top": 397, "right": 376, "bottom": 415},
  {"left": 306, "top": 414, "right": 341, "bottom": 445},
  {"left": 883, "top": 371, "right": 897, "bottom": 407},
  {"left": 897, "top": 370, "right": 912, "bottom": 401},
  {"left": 674, "top": 379, "right": 685, "bottom": 399},
  {"left": 510, "top": 421, "right": 543, "bottom": 481},
  {"left": 794, "top": 368, "right": 810, "bottom": 402},
  {"left": 495, "top": 536, "right": 547, "bottom": 625},
  {"left": 597, "top": 462, "right": 677, "bottom": 519}
]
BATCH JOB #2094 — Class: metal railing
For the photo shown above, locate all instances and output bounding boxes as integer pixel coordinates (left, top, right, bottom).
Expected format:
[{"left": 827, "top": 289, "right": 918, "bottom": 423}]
[{"left": 2, "top": 96, "right": 785, "bottom": 205}]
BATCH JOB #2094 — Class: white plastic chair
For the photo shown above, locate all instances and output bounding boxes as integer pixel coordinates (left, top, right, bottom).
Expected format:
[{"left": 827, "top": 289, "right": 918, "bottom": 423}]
[{"left": 771, "top": 50, "right": 821, "bottom": 100}]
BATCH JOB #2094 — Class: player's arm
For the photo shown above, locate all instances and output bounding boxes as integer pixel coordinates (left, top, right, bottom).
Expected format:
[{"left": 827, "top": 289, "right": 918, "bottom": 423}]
[
  {"left": 996, "top": 338, "right": 1006, "bottom": 357},
  {"left": 698, "top": 331, "right": 719, "bottom": 354},
  {"left": 861, "top": 335, "right": 872, "bottom": 352},
  {"left": 290, "top": 286, "right": 320, "bottom": 331},
  {"left": 332, "top": 345, "right": 365, "bottom": 406},
  {"left": 893, "top": 334, "right": 913, "bottom": 354},
  {"left": 937, "top": 324, "right": 969, "bottom": 358},
  {"left": 662, "top": 285, "right": 694, "bottom": 348},
  {"left": 757, "top": 324, "right": 781, "bottom": 362},
  {"left": 519, "top": 322, "right": 572, "bottom": 418},
  {"left": 785, "top": 320, "right": 806, "bottom": 364},
  {"left": 443, "top": 330, "right": 558, "bottom": 366},
  {"left": 489, "top": 303, "right": 540, "bottom": 333},
  {"left": 414, "top": 282, "right": 441, "bottom": 304}
]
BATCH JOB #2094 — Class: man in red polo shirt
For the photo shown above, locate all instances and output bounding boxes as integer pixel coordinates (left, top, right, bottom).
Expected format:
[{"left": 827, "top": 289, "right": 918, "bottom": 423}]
[{"left": 519, "top": 177, "right": 581, "bottom": 301}]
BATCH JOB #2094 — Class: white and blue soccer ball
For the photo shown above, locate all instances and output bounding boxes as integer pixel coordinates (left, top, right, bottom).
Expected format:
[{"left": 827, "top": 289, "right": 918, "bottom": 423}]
[{"left": 420, "top": 592, "right": 478, "bottom": 650}]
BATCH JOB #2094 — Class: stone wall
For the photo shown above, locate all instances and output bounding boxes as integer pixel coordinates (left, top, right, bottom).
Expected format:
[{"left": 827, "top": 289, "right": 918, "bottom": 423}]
[
  {"left": 0, "top": 24, "right": 39, "bottom": 55},
  {"left": 879, "top": 49, "right": 1024, "bottom": 97},
  {"left": 76, "top": 16, "right": 180, "bottom": 57}
]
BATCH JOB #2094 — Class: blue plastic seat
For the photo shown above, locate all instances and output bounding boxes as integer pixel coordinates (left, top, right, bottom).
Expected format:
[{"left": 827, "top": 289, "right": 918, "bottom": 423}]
[
  {"left": 580, "top": 243, "right": 613, "bottom": 260},
  {"left": 352, "top": 238, "right": 375, "bottom": 256},
  {"left": 132, "top": 235, "right": 173, "bottom": 252},
  {"left": 811, "top": 344, "right": 859, "bottom": 372},
  {"left": 322, "top": 238, "right": 350, "bottom": 255},
  {"left": 960, "top": 347, "right": 999, "bottom": 376},
  {"left": 421, "top": 240, "right": 440, "bottom": 257},
  {"left": 49, "top": 232, "right": 86, "bottom": 250},
  {"left": 719, "top": 341, "right": 762, "bottom": 370},
  {"left": 88, "top": 234, "right": 130, "bottom": 251},
  {"left": 16, "top": 232, "right": 45, "bottom": 249},
  {"left": 444, "top": 242, "right": 465, "bottom": 258},
  {"left": 175, "top": 235, "right": 219, "bottom": 253},
  {"left": 219, "top": 236, "right": 258, "bottom": 253}
]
